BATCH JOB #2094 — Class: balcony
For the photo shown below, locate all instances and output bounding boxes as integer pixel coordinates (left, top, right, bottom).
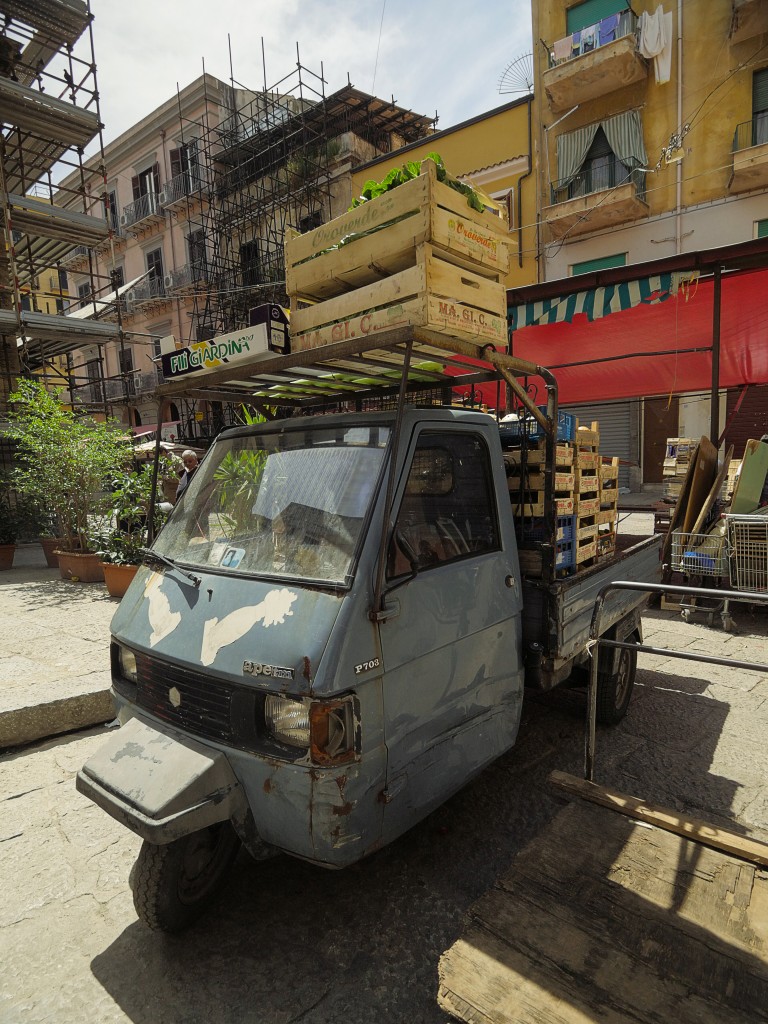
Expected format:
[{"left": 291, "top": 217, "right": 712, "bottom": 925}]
[
  {"left": 59, "top": 243, "right": 90, "bottom": 269},
  {"left": 126, "top": 276, "right": 169, "bottom": 313},
  {"left": 159, "top": 169, "right": 209, "bottom": 209},
  {"left": 544, "top": 11, "right": 647, "bottom": 112},
  {"left": 730, "top": 115, "right": 768, "bottom": 192},
  {"left": 729, "top": 0, "right": 768, "bottom": 44},
  {"left": 544, "top": 165, "right": 648, "bottom": 240},
  {"left": 120, "top": 192, "right": 164, "bottom": 233},
  {"left": 165, "top": 261, "right": 208, "bottom": 294}
]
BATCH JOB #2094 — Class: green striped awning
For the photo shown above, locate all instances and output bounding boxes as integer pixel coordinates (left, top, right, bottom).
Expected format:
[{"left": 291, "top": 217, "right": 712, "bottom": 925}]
[{"left": 508, "top": 272, "right": 698, "bottom": 330}]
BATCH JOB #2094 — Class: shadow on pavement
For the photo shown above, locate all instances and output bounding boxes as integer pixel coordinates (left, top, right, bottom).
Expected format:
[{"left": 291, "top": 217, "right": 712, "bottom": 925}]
[{"left": 89, "top": 658, "right": 751, "bottom": 1024}]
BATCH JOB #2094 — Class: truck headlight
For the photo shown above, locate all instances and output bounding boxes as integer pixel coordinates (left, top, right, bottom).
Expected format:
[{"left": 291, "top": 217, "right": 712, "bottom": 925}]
[
  {"left": 264, "top": 695, "right": 310, "bottom": 748},
  {"left": 117, "top": 644, "right": 138, "bottom": 684}
]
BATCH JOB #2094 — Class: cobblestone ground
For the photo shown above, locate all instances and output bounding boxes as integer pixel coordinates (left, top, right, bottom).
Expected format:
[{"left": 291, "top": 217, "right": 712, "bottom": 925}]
[{"left": 2, "top": 598, "right": 767, "bottom": 1024}]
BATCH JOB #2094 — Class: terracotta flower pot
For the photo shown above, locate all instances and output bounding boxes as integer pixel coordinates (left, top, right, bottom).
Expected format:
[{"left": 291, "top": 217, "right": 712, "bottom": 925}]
[
  {"left": 55, "top": 550, "right": 105, "bottom": 583},
  {"left": 0, "top": 543, "right": 15, "bottom": 570},
  {"left": 39, "top": 536, "right": 61, "bottom": 568},
  {"left": 102, "top": 562, "right": 139, "bottom": 598}
]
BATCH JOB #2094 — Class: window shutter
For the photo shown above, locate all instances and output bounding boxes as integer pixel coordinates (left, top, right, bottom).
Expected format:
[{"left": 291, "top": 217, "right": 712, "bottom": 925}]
[
  {"left": 152, "top": 163, "right": 160, "bottom": 194},
  {"left": 757, "top": 219, "right": 768, "bottom": 239},
  {"left": 753, "top": 68, "right": 768, "bottom": 114},
  {"left": 131, "top": 174, "right": 140, "bottom": 201},
  {"left": 566, "top": 0, "right": 624, "bottom": 34},
  {"left": 170, "top": 148, "right": 182, "bottom": 179}
]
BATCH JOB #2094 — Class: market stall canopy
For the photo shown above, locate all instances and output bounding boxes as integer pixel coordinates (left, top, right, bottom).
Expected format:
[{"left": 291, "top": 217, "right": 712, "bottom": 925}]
[{"left": 504, "top": 239, "right": 768, "bottom": 405}]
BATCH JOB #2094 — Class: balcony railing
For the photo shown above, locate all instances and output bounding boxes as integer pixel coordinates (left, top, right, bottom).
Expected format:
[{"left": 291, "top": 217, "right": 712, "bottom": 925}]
[
  {"left": 550, "top": 161, "right": 645, "bottom": 206},
  {"left": 161, "top": 169, "right": 208, "bottom": 206},
  {"left": 60, "top": 243, "right": 90, "bottom": 266},
  {"left": 549, "top": 9, "right": 637, "bottom": 67},
  {"left": 121, "top": 192, "right": 161, "bottom": 229},
  {"left": 167, "top": 261, "right": 208, "bottom": 291},
  {"left": 733, "top": 114, "right": 768, "bottom": 152},
  {"left": 129, "top": 276, "right": 166, "bottom": 306}
]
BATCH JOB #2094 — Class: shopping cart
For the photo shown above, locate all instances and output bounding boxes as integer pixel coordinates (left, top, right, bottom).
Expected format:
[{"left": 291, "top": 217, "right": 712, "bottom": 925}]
[
  {"left": 727, "top": 511, "right": 768, "bottom": 595},
  {"left": 670, "top": 524, "right": 734, "bottom": 629}
]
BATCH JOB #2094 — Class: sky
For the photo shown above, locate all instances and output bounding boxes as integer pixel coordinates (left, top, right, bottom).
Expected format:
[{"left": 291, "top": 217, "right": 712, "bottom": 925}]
[{"left": 81, "top": 0, "right": 533, "bottom": 150}]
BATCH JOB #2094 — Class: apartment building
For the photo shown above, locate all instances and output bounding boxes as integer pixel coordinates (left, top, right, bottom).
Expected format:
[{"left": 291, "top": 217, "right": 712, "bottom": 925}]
[
  {"left": 530, "top": 0, "right": 768, "bottom": 484},
  {"left": 57, "top": 69, "right": 434, "bottom": 441}
]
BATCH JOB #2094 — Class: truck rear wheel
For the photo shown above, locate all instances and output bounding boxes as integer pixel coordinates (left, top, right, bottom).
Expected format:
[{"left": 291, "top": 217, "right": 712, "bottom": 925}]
[
  {"left": 132, "top": 822, "right": 241, "bottom": 932},
  {"left": 596, "top": 634, "right": 638, "bottom": 726}
]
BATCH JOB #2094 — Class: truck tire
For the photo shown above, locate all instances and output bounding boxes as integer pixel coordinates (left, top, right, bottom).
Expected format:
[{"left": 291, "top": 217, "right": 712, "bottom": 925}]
[
  {"left": 595, "top": 633, "right": 638, "bottom": 726},
  {"left": 132, "top": 822, "right": 241, "bottom": 932}
]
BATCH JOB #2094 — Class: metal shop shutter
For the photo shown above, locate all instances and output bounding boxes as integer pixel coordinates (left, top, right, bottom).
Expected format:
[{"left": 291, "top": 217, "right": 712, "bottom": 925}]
[
  {"left": 567, "top": 0, "right": 625, "bottom": 34},
  {"left": 724, "top": 385, "right": 768, "bottom": 458},
  {"left": 562, "top": 399, "right": 636, "bottom": 488}
]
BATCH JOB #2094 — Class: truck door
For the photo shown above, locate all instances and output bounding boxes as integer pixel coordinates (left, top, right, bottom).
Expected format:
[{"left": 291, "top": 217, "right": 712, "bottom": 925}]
[{"left": 377, "top": 426, "right": 524, "bottom": 842}]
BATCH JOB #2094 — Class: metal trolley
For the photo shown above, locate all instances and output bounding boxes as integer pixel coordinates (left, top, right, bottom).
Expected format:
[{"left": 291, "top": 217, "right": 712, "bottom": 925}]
[
  {"left": 727, "top": 512, "right": 768, "bottom": 596},
  {"left": 669, "top": 525, "right": 733, "bottom": 629}
]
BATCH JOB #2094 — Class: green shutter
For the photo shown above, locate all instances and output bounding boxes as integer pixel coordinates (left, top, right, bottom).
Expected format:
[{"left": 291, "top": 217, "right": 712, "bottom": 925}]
[
  {"left": 566, "top": 0, "right": 624, "bottom": 34},
  {"left": 571, "top": 253, "right": 627, "bottom": 276},
  {"left": 757, "top": 219, "right": 768, "bottom": 239},
  {"left": 753, "top": 68, "right": 768, "bottom": 115}
]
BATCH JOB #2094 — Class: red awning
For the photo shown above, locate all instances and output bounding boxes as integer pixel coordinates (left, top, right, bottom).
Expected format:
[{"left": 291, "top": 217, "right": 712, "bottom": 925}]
[
  {"left": 131, "top": 421, "right": 179, "bottom": 438},
  {"left": 505, "top": 268, "right": 768, "bottom": 405}
]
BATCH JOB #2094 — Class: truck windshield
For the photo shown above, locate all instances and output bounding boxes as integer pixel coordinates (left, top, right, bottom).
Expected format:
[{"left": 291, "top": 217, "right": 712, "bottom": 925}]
[{"left": 153, "top": 424, "right": 390, "bottom": 585}]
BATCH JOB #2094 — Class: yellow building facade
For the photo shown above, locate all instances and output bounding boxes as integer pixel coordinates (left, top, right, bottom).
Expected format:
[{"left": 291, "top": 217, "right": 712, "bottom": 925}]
[{"left": 349, "top": 96, "right": 539, "bottom": 290}]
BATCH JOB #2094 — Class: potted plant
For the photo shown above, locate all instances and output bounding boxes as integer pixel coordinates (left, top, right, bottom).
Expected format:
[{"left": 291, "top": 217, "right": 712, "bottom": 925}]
[
  {"left": 0, "top": 480, "right": 18, "bottom": 570},
  {"left": 7, "top": 379, "right": 132, "bottom": 583},
  {"left": 93, "top": 464, "right": 168, "bottom": 598}
]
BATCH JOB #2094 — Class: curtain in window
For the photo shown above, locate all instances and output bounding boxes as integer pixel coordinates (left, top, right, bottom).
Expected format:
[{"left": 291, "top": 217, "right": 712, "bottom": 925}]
[{"left": 557, "top": 110, "right": 647, "bottom": 188}]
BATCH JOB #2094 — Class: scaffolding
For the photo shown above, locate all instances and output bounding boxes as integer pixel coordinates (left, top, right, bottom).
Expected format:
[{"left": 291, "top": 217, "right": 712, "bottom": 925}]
[
  {"left": 179, "top": 47, "right": 435, "bottom": 344},
  {"left": 0, "top": 0, "right": 123, "bottom": 428}
]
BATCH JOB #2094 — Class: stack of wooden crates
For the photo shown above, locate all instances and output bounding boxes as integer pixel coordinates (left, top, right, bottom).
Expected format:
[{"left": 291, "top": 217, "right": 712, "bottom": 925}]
[
  {"left": 284, "top": 158, "right": 510, "bottom": 352},
  {"left": 506, "top": 420, "right": 621, "bottom": 578}
]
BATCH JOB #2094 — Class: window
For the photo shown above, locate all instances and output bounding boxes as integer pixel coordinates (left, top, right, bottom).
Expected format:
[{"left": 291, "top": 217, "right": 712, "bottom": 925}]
[
  {"left": 132, "top": 164, "right": 160, "bottom": 200},
  {"left": 567, "top": 0, "right": 625, "bottom": 34},
  {"left": 187, "top": 228, "right": 206, "bottom": 280},
  {"left": 145, "top": 247, "right": 164, "bottom": 296},
  {"left": 388, "top": 431, "right": 500, "bottom": 578},
  {"left": 299, "top": 210, "right": 323, "bottom": 233},
  {"left": 106, "top": 190, "right": 119, "bottom": 232},
  {"left": 77, "top": 281, "right": 92, "bottom": 308},
  {"left": 240, "top": 239, "right": 259, "bottom": 286},
  {"left": 555, "top": 111, "right": 646, "bottom": 203},
  {"left": 170, "top": 139, "right": 200, "bottom": 190},
  {"left": 85, "top": 358, "right": 104, "bottom": 403},
  {"left": 757, "top": 219, "right": 768, "bottom": 239},
  {"left": 571, "top": 252, "right": 626, "bottom": 275},
  {"left": 753, "top": 68, "right": 768, "bottom": 147},
  {"left": 110, "top": 266, "right": 125, "bottom": 290}
]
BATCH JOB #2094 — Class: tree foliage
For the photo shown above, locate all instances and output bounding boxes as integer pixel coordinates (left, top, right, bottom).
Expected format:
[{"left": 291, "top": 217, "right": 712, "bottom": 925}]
[{"left": 7, "top": 379, "right": 132, "bottom": 552}]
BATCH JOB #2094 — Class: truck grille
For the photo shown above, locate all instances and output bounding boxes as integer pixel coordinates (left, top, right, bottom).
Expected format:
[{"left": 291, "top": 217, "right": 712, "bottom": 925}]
[{"left": 134, "top": 652, "right": 236, "bottom": 745}]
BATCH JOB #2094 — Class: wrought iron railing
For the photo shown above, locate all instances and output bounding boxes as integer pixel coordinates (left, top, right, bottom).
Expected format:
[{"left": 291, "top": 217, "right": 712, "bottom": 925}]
[
  {"left": 60, "top": 244, "right": 90, "bottom": 265},
  {"left": 548, "top": 9, "right": 637, "bottom": 68},
  {"left": 733, "top": 114, "right": 768, "bottom": 152},
  {"left": 161, "top": 168, "right": 208, "bottom": 205},
  {"left": 130, "top": 276, "right": 166, "bottom": 304},
  {"left": 550, "top": 162, "right": 646, "bottom": 205},
  {"left": 121, "top": 192, "right": 161, "bottom": 228},
  {"left": 167, "top": 261, "right": 207, "bottom": 290}
]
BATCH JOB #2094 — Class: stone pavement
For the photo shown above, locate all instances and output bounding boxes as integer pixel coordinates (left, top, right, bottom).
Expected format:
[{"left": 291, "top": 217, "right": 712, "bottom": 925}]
[
  {"left": 0, "top": 543, "right": 117, "bottom": 749},
  {"left": 1, "top": 549, "right": 767, "bottom": 1023}
]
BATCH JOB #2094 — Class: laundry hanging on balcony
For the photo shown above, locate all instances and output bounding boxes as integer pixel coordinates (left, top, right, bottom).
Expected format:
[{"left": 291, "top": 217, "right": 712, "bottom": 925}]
[
  {"left": 556, "top": 109, "right": 648, "bottom": 190},
  {"left": 639, "top": 6, "right": 673, "bottom": 84},
  {"left": 508, "top": 271, "right": 698, "bottom": 330}
]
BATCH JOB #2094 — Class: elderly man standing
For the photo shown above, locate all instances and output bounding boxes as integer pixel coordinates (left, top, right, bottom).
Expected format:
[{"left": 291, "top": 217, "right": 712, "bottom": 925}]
[{"left": 175, "top": 449, "right": 199, "bottom": 503}]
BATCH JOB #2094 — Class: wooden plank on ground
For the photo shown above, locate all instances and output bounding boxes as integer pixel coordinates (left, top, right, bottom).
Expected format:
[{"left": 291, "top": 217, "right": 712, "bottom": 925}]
[{"left": 437, "top": 799, "right": 768, "bottom": 1024}]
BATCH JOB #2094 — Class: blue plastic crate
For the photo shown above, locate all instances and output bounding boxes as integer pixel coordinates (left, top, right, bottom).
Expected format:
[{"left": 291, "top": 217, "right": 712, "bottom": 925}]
[
  {"left": 499, "top": 407, "right": 576, "bottom": 445},
  {"left": 520, "top": 514, "right": 575, "bottom": 544}
]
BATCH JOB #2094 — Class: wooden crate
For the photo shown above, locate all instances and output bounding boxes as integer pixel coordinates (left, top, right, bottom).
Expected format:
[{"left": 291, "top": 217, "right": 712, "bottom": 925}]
[
  {"left": 506, "top": 471, "right": 575, "bottom": 492},
  {"left": 574, "top": 495, "right": 600, "bottom": 516},
  {"left": 289, "top": 243, "right": 508, "bottom": 351},
  {"left": 286, "top": 159, "right": 511, "bottom": 352},
  {"left": 574, "top": 420, "right": 600, "bottom": 449},
  {"left": 511, "top": 495, "right": 575, "bottom": 517},
  {"left": 503, "top": 445, "right": 573, "bottom": 467},
  {"left": 286, "top": 158, "right": 509, "bottom": 299}
]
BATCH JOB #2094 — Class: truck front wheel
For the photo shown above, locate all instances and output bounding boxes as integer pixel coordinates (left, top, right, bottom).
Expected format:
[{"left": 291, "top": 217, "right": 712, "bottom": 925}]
[
  {"left": 596, "top": 632, "right": 638, "bottom": 725},
  {"left": 132, "top": 822, "right": 241, "bottom": 932}
]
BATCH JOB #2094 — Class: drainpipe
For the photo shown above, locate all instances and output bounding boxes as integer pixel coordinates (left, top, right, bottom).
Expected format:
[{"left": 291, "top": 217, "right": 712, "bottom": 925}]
[
  {"left": 516, "top": 93, "right": 533, "bottom": 269},
  {"left": 675, "top": 0, "right": 683, "bottom": 254}
]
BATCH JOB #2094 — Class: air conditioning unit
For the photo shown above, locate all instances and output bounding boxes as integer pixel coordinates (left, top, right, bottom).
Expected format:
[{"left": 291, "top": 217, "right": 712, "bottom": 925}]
[
  {"left": 158, "top": 189, "right": 169, "bottom": 208},
  {"left": 120, "top": 212, "right": 130, "bottom": 227},
  {"left": 164, "top": 273, "right": 174, "bottom": 290}
]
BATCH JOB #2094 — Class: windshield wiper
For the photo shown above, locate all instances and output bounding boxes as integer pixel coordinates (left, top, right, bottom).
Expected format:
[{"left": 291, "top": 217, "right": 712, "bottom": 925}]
[{"left": 140, "top": 548, "right": 201, "bottom": 588}]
